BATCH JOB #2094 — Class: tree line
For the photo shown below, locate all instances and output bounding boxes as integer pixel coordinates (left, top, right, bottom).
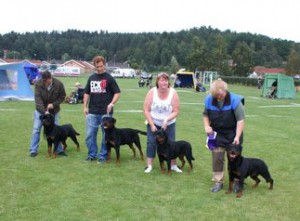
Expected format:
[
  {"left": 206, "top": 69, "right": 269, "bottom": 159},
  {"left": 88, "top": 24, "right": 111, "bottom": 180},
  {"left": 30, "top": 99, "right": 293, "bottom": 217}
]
[{"left": 1, "top": 26, "right": 300, "bottom": 76}]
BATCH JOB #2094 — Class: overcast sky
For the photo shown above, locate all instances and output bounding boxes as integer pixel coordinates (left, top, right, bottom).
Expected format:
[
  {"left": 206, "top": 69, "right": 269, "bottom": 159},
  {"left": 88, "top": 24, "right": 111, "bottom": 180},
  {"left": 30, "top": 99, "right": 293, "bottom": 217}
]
[{"left": 1, "top": 0, "right": 300, "bottom": 42}]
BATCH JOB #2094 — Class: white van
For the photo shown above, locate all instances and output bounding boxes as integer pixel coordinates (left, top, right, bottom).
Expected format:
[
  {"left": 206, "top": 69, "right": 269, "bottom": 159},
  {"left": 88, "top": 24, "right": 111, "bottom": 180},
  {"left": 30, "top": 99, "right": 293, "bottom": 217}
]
[
  {"left": 53, "top": 66, "right": 80, "bottom": 77},
  {"left": 111, "top": 68, "right": 136, "bottom": 78}
]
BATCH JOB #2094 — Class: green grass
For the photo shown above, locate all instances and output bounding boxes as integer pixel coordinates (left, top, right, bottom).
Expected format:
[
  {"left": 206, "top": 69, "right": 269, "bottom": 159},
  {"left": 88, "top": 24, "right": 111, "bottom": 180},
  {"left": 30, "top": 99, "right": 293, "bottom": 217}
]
[{"left": 0, "top": 77, "right": 300, "bottom": 221}]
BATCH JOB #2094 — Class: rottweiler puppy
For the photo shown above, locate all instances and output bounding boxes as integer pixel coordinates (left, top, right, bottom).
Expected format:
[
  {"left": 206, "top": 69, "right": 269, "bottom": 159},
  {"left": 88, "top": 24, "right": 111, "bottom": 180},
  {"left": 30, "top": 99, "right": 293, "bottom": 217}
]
[
  {"left": 40, "top": 113, "right": 80, "bottom": 157},
  {"left": 102, "top": 116, "right": 146, "bottom": 165},
  {"left": 155, "top": 129, "right": 195, "bottom": 174},
  {"left": 226, "top": 144, "right": 274, "bottom": 198}
]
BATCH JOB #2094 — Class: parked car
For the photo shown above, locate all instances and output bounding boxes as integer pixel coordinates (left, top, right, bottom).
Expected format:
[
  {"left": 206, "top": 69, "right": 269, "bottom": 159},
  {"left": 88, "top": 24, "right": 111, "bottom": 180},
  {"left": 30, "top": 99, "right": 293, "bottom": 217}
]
[{"left": 111, "top": 68, "right": 136, "bottom": 78}]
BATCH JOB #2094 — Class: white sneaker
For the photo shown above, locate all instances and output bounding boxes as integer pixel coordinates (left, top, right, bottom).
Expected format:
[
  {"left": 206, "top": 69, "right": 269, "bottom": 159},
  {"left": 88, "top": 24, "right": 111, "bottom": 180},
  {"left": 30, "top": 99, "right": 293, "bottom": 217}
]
[
  {"left": 171, "top": 165, "right": 182, "bottom": 173},
  {"left": 144, "top": 166, "right": 152, "bottom": 173}
]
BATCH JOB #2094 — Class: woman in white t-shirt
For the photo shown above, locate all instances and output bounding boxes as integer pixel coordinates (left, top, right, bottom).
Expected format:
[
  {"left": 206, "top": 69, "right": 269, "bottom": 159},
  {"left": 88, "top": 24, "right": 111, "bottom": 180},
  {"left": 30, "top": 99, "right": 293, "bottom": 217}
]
[{"left": 143, "top": 72, "right": 181, "bottom": 173}]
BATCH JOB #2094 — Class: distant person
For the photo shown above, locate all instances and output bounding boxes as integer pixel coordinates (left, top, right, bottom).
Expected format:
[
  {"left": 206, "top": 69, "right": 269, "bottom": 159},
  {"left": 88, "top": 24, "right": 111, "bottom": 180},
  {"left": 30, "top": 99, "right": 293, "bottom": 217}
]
[
  {"left": 29, "top": 71, "right": 67, "bottom": 157},
  {"left": 143, "top": 72, "right": 182, "bottom": 173},
  {"left": 196, "top": 82, "right": 206, "bottom": 92},
  {"left": 174, "top": 78, "right": 181, "bottom": 88},
  {"left": 269, "top": 79, "right": 277, "bottom": 98},
  {"left": 257, "top": 76, "right": 263, "bottom": 89},
  {"left": 66, "top": 82, "right": 84, "bottom": 104},
  {"left": 148, "top": 74, "right": 153, "bottom": 88},
  {"left": 83, "top": 55, "right": 121, "bottom": 163},
  {"left": 138, "top": 78, "right": 145, "bottom": 87},
  {"left": 74, "top": 82, "right": 84, "bottom": 103}
]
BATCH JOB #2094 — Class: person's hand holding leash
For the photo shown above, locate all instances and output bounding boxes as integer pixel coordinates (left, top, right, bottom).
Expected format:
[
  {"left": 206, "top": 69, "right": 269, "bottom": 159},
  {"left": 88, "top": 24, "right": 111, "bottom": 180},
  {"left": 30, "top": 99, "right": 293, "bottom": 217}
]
[
  {"left": 107, "top": 103, "right": 114, "bottom": 114},
  {"left": 162, "top": 118, "right": 168, "bottom": 130}
]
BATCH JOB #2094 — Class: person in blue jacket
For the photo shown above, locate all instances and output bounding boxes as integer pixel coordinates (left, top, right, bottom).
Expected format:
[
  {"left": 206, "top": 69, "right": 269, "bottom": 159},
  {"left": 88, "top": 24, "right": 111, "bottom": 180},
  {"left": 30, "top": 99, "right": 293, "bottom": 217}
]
[{"left": 203, "top": 79, "right": 245, "bottom": 193}]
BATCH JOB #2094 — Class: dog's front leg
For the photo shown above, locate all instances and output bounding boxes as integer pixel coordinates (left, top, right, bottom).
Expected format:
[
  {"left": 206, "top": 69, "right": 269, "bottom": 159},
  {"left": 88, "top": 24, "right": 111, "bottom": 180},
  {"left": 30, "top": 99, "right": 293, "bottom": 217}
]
[
  {"left": 53, "top": 141, "right": 60, "bottom": 158},
  {"left": 106, "top": 143, "right": 112, "bottom": 162},
  {"left": 236, "top": 178, "right": 244, "bottom": 198},
  {"left": 167, "top": 159, "right": 172, "bottom": 175},
  {"left": 226, "top": 181, "right": 233, "bottom": 194},
  {"left": 46, "top": 139, "right": 52, "bottom": 157},
  {"left": 158, "top": 156, "right": 165, "bottom": 174},
  {"left": 115, "top": 146, "right": 121, "bottom": 166},
  {"left": 48, "top": 146, "right": 52, "bottom": 157},
  {"left": 226, "top": 173, "right": 234, "bottom": 194}
]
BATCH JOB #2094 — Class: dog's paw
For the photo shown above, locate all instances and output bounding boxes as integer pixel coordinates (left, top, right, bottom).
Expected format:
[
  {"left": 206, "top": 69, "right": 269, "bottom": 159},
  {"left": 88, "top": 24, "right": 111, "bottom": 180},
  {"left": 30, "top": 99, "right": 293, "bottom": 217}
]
[
  {"left": 236, "top": 192, "right": 243, "bottom": 198},
  {"left": 225, "top": 190, "right": 232, "bottom": 194}
]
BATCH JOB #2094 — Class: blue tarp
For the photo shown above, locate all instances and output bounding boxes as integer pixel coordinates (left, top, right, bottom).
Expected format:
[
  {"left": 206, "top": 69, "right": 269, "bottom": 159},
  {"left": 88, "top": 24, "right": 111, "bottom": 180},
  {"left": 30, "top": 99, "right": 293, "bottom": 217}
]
[
  {"left": 23, "top": 62, "right": 40, "bottom": 84},
  {"left": 0, "top": 62, "right": 34, "bottom": 101}
]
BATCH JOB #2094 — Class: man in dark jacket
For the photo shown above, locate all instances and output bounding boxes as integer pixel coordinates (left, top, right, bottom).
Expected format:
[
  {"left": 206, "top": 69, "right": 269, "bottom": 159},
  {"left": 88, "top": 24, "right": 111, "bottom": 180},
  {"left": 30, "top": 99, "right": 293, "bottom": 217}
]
[{"left": 29, "top": 71, "right": 67, "bottom": 157}]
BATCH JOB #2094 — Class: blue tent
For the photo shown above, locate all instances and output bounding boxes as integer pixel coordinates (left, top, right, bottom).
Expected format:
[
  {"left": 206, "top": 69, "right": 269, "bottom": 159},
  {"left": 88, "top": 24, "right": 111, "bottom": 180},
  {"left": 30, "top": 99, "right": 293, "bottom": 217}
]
[{"left": 0, "top": 62, "right": 34, "bottom": 101}]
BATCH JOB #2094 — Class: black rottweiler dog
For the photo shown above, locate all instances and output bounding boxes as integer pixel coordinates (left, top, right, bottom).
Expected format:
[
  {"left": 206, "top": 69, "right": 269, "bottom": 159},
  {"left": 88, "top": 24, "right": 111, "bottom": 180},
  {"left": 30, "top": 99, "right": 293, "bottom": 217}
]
[
  {"left": 226, "top": 144, "right": 274, "bottom": 198},
  {"left": 102, "top": 116, "right": 146, "bottom": 164},
  {"left": 40, "top": 113, "right": 80, "bottom": 157},
  {"left": 155, "top": 129, "right": 195, "bottom": 174}
]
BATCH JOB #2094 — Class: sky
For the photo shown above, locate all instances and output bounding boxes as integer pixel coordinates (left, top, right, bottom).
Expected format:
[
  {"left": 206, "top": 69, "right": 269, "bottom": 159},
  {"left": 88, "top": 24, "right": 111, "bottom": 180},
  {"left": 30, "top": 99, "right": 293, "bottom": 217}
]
[{"left": 1, "top": 0, "right": 300, "bottom": 42}]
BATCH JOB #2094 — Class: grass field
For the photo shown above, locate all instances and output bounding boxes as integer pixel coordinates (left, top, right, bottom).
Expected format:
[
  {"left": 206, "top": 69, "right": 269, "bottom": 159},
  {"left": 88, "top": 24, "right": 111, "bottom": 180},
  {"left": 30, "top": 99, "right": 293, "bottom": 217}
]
[{"left": 0, "top": 77, "right": 300, "bottom": 221}]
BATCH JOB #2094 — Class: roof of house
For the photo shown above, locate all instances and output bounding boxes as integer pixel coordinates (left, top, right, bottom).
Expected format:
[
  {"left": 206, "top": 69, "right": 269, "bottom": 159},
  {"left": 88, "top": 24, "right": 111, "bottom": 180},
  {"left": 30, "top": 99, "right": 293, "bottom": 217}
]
[
  {"left": 254, "top": 66, "right": 286, "bottom": 74},
  {"left": 63, "top": 59, "right": 94, "bottom": 69}
]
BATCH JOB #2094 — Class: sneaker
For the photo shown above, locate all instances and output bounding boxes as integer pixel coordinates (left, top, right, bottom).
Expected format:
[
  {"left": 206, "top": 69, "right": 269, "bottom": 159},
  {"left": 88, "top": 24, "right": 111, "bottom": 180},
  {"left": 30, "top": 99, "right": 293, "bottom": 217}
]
[
  {"left": 85, "top": 156, "right": 95, "bottom": 161},
  {"left": 30, "top": 152, "right": 38, "bottom": 157},
  {"left": 211, "top": 183, "right": 223, "bottom": 192},
  {"left": 57, "top": 151, "right": 68, "bottom": 156},
  {"left": 97, "top": 158, "right": 107, "bottom": 164},
  {"left": 144, "top": 166, "right": 152, "bottom": 173},
  {"left": 171, "top": 165, "right": 182, "bottom": 173}
]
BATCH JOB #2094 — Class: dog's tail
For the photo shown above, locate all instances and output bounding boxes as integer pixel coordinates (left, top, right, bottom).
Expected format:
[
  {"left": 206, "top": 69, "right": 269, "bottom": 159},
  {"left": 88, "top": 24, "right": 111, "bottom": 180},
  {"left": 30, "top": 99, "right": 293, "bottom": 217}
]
[
  {"left": 189, "top": 144, "right": 195, "bottom": 161},
  {"left": 137, "top": 130, "right": 147, "bottom": 135},
  {"left": 189, "top": 151, "right": 195, "bottom": 161},
  {"left": 70, "top": 125, "right": 80, "bottom": 136}
]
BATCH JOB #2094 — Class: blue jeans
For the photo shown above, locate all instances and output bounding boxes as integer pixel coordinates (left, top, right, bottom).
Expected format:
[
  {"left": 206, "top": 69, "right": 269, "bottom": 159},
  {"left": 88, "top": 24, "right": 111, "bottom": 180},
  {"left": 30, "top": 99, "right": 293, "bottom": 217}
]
[
  {"left": 146, "top": 123, "right": 176, "bottom": 158},
  {"left": 29, "top": 110, "right": 63, "bottom": 154},
  {"left": 85, "top": 114, "right": 108, "bottom": 160}
]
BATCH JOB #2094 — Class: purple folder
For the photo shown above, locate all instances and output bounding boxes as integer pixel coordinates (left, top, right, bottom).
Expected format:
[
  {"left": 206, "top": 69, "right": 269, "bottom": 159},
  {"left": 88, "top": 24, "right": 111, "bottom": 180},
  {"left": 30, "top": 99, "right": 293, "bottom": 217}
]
[{"left": 206, "top": 131, "right": 217, "bottom": 151}]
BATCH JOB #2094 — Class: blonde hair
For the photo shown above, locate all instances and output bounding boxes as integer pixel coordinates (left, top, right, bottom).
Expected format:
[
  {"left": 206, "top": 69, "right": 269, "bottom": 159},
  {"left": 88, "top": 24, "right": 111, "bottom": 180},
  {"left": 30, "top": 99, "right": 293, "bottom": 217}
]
[{"left": 210, "top": 78, "right": 228, "bottom": 97}]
